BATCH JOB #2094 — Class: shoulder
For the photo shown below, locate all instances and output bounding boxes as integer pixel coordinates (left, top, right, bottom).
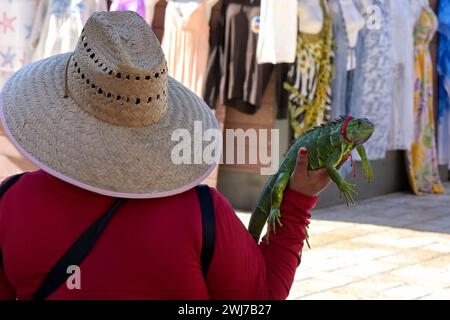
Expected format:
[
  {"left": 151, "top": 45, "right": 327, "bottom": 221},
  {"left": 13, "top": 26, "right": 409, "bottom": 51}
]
[
  {"left": 0, "top": 171, "right": 47, "bottom": 236},
  {"left": 187, "top": 185, "right": 238, "bottom": 222},
  {"left": 0, "top": 171, "right": 54, "bottom": 220},
  {"left": 0, "top": 169, "right": 102, "bottom": 204},
  {"left": 203, "top": 187, "right": 248, "bottom": 231},
  {"left": 204, "top": 186, "right": 234, "bottom": 214},
  {"left": 0, "top": 170, "right": 46, "bottom": 197}
]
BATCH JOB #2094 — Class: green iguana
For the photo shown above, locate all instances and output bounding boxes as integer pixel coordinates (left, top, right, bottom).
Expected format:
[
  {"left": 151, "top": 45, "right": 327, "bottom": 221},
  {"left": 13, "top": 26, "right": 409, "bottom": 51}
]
[{"left": 248, "top": 115, "right": 375, "bottom": 245}]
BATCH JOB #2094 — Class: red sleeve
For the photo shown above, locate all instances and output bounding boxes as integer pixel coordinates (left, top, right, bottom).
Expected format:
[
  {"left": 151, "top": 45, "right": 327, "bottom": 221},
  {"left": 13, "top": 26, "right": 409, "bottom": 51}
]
[{"left": 205, "top": 187, "right": 317, "bottom": 300}]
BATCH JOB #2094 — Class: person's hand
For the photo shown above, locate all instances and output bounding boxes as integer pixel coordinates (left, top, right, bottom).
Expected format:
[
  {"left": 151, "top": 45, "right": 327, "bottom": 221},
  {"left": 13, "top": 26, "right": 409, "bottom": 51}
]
[{"left": 288, "top": 147, "right": 332, "bottom": 197}]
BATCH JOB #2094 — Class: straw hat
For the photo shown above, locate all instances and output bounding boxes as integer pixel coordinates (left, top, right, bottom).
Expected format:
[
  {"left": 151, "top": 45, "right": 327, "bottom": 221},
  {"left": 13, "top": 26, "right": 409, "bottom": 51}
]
[{"left": 0, "top": 11, "right": 221, "bottom": 198}]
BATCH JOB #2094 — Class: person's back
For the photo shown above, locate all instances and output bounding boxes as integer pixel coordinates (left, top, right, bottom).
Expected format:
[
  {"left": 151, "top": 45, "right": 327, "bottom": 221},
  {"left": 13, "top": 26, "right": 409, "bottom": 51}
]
[
  {"left": 0, "top": 11, "right": 330, "bottom": 300},
  {"left": 2, "top": 170, "right": 212, "bottom": 299},
  {"left": 0, "top": 170, "right": 315, "bottom": 300}
]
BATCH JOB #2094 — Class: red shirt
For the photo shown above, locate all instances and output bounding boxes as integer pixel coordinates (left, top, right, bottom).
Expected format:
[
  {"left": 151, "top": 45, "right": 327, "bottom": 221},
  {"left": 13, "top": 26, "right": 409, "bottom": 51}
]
[{"left": 0, "top": 170, "right": 316, "bottom": 300}]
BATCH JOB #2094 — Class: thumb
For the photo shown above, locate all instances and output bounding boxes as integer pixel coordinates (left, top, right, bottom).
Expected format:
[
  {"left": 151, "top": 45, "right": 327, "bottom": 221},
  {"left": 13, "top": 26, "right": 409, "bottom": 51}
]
[{"left": 293, "top": 147, "right": 309, "bottom": 177}]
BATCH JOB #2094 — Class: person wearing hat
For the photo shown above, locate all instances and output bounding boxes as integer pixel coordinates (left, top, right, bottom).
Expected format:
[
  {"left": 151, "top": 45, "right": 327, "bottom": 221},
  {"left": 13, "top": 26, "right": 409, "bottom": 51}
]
[{"left": 0, "top": 11, "right": 331, "bottom": 300}]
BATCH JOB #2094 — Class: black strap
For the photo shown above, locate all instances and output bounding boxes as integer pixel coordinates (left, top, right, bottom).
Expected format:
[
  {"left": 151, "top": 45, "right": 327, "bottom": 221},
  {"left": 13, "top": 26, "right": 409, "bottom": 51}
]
[
  {"left": 195, "top": 185, "right": 216, "bottom": 278},
  {"left": 32, "top": 198, "right": 126, "bottom": 300}
]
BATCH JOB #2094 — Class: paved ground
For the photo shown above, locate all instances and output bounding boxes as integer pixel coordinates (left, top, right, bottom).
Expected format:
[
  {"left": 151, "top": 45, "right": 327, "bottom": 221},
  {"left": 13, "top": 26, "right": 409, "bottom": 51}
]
[{"left": 237, "top": 182, "right": 450, "bottom": 300}]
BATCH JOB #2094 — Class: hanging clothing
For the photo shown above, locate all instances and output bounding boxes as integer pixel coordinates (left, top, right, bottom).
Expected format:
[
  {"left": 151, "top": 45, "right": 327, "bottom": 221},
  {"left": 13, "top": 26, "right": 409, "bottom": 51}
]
[
  {"left": 437, "top": 0, "right": 450, "bottom": 168},
  {"left": 203, "top": 0, "right": 272, "bottom": 113},
  {"left": 387, "top": 0, "right": 418, "bottom": 150},
  {"left": 275, "top": 63, "right": 290, "bottom": 119},
  {"left": 28, "top": 0, "right": 107, "bottom": 62},
  {"left": 349, "top": 0, "right": 393, "bottom": 161},
  {"left": 340, "top": 0, "right": 365, "bottom": 70},
  {"left": 329, "top": 0, "right": 352, "bottom": 119},
  {"left": 0, "top": 0, "right": 40, "bottom": 89},
  {"left": 283, "top": 0, "right": 333, "bottom": 138},
  {"left": 0, "top": 0, "right": 40, "bottom": 181},
  {"left": 162, "top": 0, "right": 215, "bottom": 98},
  {"left": 406, "top": 5, "right": 445, "bottom": 195},
  {"left": 144, "top": 0, "right": 159, "bottom": 26},
  {"left": 110, "top": 0, "right": 146, "bottom": 18},
  {"left": 256, "top": 0, "right": 298, "bottom": 64}
]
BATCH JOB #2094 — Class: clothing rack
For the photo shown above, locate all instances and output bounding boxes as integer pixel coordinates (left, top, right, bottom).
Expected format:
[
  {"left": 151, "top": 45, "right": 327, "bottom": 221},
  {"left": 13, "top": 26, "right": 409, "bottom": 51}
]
[{"left": 0, "top": 0, "right": 446, "bottom": 210}]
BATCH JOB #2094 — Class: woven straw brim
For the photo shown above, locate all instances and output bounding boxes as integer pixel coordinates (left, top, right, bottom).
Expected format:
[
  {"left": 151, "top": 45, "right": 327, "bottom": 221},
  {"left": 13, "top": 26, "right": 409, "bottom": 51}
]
[{"left": 0, "top": 53, "right": 221, "bottom": 198}]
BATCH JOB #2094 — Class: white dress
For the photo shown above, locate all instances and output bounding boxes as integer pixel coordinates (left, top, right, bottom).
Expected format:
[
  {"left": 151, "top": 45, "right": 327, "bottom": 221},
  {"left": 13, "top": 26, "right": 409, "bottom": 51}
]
[
  {"left": 144, "top": 0, "right": 159, "bottom": 26},
  {"left": 387, "top": 0, "right": 421, "bottom": 150},
  {"left": 28, "top": 0, "right": 107, "bottom": 62},
  {"left": 0, "top": 0, "right": 39, "bottom": 89},
  {"left": 340, "top": 0, "right": 365, "bottom": 70},
  {"left": 256, "top": 0, "right": 298, "bottom": 64},
  {"left": 161, "top": 0, "right": 218, "bottom": 97}
]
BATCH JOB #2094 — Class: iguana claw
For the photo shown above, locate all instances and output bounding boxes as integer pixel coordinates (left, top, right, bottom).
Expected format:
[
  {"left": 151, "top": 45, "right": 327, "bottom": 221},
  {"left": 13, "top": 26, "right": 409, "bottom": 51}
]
[
  {"left": 339, "top": 180, "right": 358, "bottom": 206},
  {"left": 365, "top": 163, "right": 373, "bottom": 183},
  {"left": 305, "top": 226, "right": 311, "bottom": 249},
  {"left": 269, "top": 207, "right": 282, "bottom": 230},
  {"left": 265, "top": 207, "right": 283, "bottom": 242}
]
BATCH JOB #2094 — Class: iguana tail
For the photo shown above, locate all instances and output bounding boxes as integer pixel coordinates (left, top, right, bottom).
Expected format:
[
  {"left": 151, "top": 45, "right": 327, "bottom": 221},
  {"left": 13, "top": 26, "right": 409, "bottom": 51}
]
[{"left": 248, "top": 204, "right": 269, "bottom": 242}]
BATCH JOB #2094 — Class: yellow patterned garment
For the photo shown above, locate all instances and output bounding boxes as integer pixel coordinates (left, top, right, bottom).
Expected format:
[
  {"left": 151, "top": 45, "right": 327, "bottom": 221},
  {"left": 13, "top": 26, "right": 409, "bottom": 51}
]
[
  {"left": 406, "top": 6, "right": 445, "bottom": 195},
  {"left": 283, "top": 0, "right": 334, "bottom": 138}
]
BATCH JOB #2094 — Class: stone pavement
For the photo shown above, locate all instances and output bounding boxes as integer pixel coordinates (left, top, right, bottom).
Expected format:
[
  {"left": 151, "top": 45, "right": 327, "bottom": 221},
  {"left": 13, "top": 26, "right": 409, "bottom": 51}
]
[{"left": 237, "top": 182, "right": 450, "bottom": 300}]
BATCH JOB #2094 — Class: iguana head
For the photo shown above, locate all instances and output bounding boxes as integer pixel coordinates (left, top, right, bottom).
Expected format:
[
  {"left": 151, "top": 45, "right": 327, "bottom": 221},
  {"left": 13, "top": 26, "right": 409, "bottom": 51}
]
[{"left": 342, "top": 117, "right": 374, "bottom": 146}]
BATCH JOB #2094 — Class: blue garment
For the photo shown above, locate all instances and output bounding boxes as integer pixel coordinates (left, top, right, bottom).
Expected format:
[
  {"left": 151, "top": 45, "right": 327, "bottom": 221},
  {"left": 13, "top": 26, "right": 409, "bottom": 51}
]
[
  {"left": 437, "top": 0, "right": 450, "bottom": 166},
  {"left": 438, "top": 0, "right": 450, "bottom": 118},
  {"left": 51, "top": 0, "right": 85, "bottom": 15},
  {"left": 329, "top": 0, "right": 350, "bottom": 119}
]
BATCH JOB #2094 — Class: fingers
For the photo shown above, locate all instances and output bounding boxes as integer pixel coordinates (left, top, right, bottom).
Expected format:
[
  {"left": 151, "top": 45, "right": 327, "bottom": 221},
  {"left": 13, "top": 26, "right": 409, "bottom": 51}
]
[
  {"left": 289, "top": 148, "right": 333, "bottom": 196},
  {"left": 294, "top": 147, "right": 309, "bottom": 177},
  {"left": 310, "top": 168, "right": 331, "bottom": 186}
]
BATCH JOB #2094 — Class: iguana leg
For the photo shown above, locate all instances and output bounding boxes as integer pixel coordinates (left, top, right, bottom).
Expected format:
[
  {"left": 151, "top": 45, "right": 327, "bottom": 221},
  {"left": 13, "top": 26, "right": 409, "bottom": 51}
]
[
  {"left": 356, "top": 145, "right": 373, "bottom": 183},
  {"left": 326, "top": 150, "right": 358, "bottom": 206},
  {"left": 267, "top": 172, "right": 290, "bottom": 239}
]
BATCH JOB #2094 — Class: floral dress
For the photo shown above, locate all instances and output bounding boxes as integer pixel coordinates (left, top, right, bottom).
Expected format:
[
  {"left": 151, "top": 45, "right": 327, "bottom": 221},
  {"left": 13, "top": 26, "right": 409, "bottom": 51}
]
[
  {"left": 406, "top": 5, "right": 445, "bottom": 195},
  {"left": 283, "top": 0, "right": 333, "bottom": 138}
]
